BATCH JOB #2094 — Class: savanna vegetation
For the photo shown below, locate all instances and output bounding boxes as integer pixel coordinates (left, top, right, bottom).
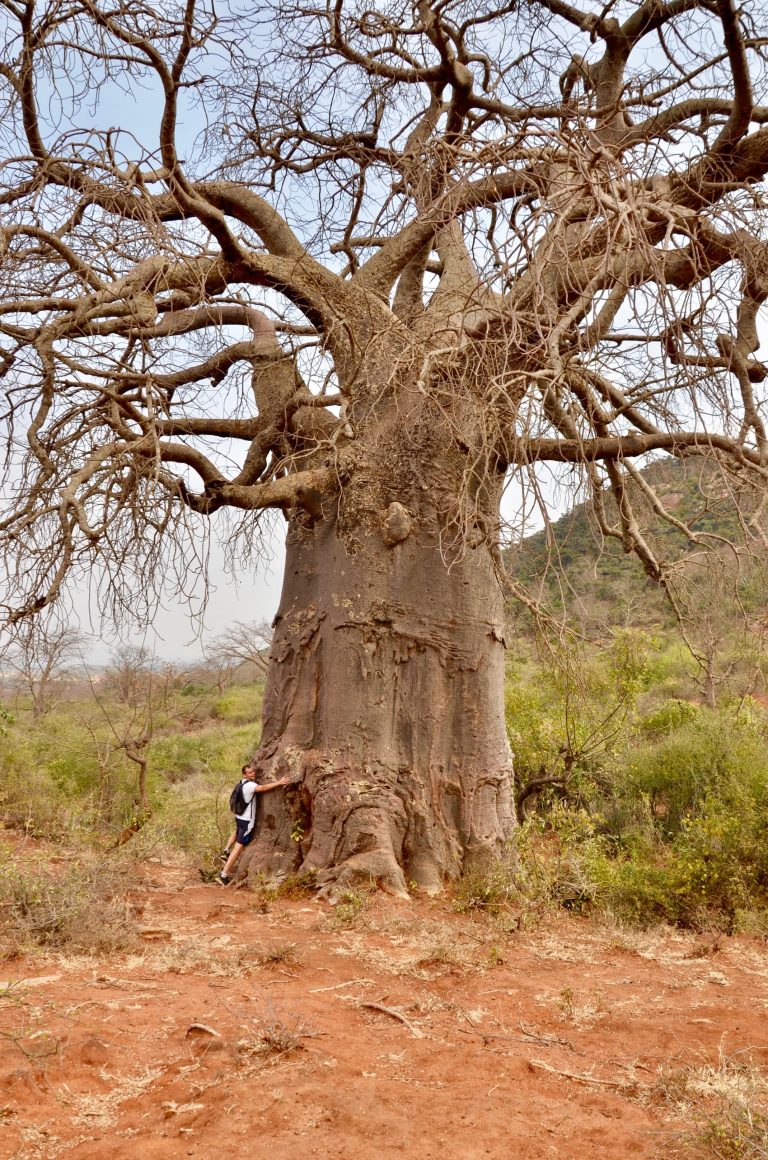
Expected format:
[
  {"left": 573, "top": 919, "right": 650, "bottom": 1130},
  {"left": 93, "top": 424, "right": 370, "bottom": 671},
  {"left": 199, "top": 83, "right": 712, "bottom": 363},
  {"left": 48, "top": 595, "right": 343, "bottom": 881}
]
[
  {"left": 2, "top": 0, "right": 768, "bottom": 894},
  {"left": 0, "top": 657, "right": 262, "bottom": 862},
  {"left": 2, "top": 486, "right": 767, "bottom": 1159},
  {"left": 3, "top": 496, "right": 768, "bottom": 956}
]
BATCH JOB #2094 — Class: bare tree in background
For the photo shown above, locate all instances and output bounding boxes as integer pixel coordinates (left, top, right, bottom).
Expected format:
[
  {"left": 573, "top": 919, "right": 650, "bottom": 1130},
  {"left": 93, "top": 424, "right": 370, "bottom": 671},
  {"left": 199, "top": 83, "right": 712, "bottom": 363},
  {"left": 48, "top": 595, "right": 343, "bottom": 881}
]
[
  {"left": 1, "top": 618, "right": 85, "bottom": 718},
  {"left": 204, "top": 621, "right": 272, "bottom": 690},
  {"left": 91, "top": 650, "right": 185, "bottom": 822},
  {"left": 0, "top": 0, "right": 767, "bottom": 892},
  {"left": 104, "top": 645, "right": 153, "bottom": 706}
]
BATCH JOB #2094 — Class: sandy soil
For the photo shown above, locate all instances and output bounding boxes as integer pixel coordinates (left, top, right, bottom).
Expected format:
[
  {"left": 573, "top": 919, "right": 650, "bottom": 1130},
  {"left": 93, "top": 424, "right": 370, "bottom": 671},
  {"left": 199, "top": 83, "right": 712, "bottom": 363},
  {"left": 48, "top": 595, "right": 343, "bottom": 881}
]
[{"left": 1, "top": 860, "right": 767, "bottom": 1160}]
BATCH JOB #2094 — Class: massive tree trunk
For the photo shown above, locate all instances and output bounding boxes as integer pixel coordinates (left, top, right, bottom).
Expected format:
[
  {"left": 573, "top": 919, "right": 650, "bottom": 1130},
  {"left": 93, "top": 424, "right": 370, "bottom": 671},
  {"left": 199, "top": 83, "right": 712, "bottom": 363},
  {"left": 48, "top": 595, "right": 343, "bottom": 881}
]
[{"left": 241, "top": 396, "right": 515, "bottom": 895}]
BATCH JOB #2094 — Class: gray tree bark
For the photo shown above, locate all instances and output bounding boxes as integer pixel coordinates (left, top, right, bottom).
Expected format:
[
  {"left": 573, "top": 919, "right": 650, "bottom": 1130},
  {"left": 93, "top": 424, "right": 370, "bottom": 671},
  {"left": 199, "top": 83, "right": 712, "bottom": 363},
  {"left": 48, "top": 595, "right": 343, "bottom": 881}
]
[{"left": 241, "top": 407, "right": 515, "bottom": 894}]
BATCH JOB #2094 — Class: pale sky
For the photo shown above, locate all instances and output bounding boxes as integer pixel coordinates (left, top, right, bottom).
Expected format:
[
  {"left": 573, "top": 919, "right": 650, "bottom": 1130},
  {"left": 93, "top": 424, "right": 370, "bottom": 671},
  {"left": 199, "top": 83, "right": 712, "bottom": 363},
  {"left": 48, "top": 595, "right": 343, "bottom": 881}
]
[{"left": 73, "top": 535, "right": 285, "bottom": 666}]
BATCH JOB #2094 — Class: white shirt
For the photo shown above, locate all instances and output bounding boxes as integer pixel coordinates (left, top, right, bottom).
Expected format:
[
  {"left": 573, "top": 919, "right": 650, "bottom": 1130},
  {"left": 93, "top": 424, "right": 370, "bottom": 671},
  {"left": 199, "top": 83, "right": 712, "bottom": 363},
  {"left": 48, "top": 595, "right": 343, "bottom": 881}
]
[{"left": 236, "top": 780, "right": 258, "bottom": 826}]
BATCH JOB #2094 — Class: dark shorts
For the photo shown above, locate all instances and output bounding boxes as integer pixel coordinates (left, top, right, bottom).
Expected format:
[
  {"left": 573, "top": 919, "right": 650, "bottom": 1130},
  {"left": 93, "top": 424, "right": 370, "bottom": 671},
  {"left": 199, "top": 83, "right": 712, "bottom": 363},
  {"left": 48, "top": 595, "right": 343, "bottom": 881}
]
[{"left": 235, "top": 819, "right": 256, "bottom": 847}]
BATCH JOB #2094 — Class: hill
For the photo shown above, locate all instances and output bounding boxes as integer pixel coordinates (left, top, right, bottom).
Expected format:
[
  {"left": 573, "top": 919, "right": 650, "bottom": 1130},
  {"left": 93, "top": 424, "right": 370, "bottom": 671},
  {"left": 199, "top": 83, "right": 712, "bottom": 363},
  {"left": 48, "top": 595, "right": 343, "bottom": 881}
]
[{"left": 505, "top": 456, "right": 766, "bottom": 633}]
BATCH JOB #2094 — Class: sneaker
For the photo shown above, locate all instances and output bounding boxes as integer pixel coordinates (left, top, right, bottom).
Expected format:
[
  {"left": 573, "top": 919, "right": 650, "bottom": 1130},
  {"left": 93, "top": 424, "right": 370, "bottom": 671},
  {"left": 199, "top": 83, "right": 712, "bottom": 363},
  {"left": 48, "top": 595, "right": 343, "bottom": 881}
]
[
  {"left": 216, "top": 873, "right": 231, "bottom": 887},
  {"left": 220, "top": 849, "right": 230, "bottom": 863}
]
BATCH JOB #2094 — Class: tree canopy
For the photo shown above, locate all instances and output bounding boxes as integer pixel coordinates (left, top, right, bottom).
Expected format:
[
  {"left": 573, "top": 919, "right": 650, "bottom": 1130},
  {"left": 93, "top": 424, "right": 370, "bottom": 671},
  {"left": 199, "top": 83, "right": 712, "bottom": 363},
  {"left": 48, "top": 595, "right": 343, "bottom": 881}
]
[{"left": 0, "top": 0, "right": 767, "bottom": 625}]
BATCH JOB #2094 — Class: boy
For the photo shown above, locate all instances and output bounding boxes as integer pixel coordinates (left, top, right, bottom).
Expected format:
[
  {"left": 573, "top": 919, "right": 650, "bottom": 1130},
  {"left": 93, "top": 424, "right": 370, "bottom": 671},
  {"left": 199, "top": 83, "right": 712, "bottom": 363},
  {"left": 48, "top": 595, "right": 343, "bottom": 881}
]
[{"left": 217, "top": 764, "right": 293, "bottom": 886}]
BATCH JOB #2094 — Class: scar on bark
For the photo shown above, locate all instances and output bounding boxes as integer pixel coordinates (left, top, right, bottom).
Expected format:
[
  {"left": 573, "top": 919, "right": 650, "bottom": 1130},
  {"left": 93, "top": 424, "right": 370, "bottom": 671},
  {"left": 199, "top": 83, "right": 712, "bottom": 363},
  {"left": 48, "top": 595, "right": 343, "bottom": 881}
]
[
  {"left": 381, "top": 501, "right": 413, "bottom": 546},
  {"left": 293, "top": 484, "right": 326, "bottom": 523}
]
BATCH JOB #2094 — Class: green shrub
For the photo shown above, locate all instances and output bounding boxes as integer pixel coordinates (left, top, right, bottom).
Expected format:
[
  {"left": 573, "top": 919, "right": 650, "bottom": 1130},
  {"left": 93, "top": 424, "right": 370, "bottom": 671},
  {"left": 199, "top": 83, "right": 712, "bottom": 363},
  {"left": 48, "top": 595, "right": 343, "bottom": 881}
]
[
  {"left": 668, "top": 793, "right": 768, "bottom": 924},
  {"left": 454, "top": 850, "right": 520, "bottom": 915},
  {"left": 515, "top": 808, "right": 608, "bottom": 912},
  {"left": 455, "top": 814, "right": 611, "bottom": 921},
  {"left": 611, "top": 712, "right": 768, "bottom": 837},
  {"left": 0, "top": 699, "right": 261, "bottom": 853},
  {"left": 0, "top": 742, "right": 103, "bottom": 843},
  {"left": 507, "top": 631, "right": 659, "bottom": 823},
  {"left": 588, "top": 853, "right": 679, "bottom": 925},
  {"left": 210, "top": 684, "right": 263, "bottom": 724},
  {"left": 507, "top": 702, "right": 768, "bottom": 928},
  {"left": 732, "top": 909, "right": 768, "bottom": 937},
  {"left": 133, "top": 779, "right": 230, "bottom": 862},
  {"left": 696, "top": 1107, "right": 768, "bottom": 1160},
  {"left": 148, "top": 723, "right": 258, "bottom": 783},
  {"left": 180, "top": 682, "right": 210, "bottom": 697},
  {"left": 0, "top": 709, "right": 151, "bottom": 838},
  {"left": 639, "top": 698, "right": 701, "bottom": 739}
]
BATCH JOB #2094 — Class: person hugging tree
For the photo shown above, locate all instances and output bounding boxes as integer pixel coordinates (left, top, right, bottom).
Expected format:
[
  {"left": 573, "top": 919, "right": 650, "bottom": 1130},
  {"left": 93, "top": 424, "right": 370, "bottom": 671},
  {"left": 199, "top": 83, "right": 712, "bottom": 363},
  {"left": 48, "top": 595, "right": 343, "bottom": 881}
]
[{"left": 218, "top": 765, "right": 293, "bottom": 886}]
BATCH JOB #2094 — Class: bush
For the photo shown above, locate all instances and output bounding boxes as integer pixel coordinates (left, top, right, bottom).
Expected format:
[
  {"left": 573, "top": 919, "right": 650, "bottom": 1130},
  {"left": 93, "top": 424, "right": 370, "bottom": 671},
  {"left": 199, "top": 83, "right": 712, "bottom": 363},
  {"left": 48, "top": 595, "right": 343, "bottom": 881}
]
[
  {"left": 0, "top": 851, "right": 140, "bottom": 956},
  {"left": 505, "top": 697, "right": 768, "bottom": 928},
  {"left": 0, "top": 709, "right": 153, "bottom": 839},
  {"left": 454, "top": 850, "right": 520, "bottom": 915},
  {"left": 132, "top": 779, "right": 231, "bottom": 863},
  {"left": 639, "top": 697, "right": 701, "bottom": 739},
  {"left": 148, "top": 723, "right": 258, "bottom": 784},
  {"left": 515, "top": 808, "right": 611, "bottom": 914},
  {"left": 0, "top": 739, "right": 103, "bottom": 844},
  {"left": 506, "top": 631, "right": 659, "bottom": 823},
  {"left": 210, "top": 684, "right": 264, "bottom": 724},
  {"left": 592, "top": 857, "right": 679, "bottom": 925},
  {"left": 617, "top": 714, "right": 768, "bottom": 840},
  {"left": 454, "top": 815, "right": 609, "bottom": 922},
  {"left": 669, "top": 793, "right": 768, "bottom": 924},
  {"left": 0, "top": 700, "right": 260, "bottom": 855}
]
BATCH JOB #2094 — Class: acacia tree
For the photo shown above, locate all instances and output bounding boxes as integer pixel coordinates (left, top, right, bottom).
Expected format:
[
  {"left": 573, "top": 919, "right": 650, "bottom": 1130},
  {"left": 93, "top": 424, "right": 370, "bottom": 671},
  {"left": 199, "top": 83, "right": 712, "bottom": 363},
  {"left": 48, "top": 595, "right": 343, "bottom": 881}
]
[
  {"left": 204, "top": 620, "right": 272, "bottom": 689},
  {"left": 88, "top": 647, "right": 187, "bottom": 822},
  {"left": 1, "top": 0, "right": 767, "bottom": 893},
  {"left": 1, "top": 617, "right": 84, "bottom": 717}
]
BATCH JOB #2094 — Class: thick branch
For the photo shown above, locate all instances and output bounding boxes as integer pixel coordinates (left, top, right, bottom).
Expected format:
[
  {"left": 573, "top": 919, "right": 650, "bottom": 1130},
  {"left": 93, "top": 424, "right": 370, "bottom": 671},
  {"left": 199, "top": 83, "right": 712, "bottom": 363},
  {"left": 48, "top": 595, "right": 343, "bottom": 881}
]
[
  {"left": 356, "top": 170, "right": 540, "bottom": 297},
  {"left": 510, "top": 432, "right": 767, "bottom": 469}
]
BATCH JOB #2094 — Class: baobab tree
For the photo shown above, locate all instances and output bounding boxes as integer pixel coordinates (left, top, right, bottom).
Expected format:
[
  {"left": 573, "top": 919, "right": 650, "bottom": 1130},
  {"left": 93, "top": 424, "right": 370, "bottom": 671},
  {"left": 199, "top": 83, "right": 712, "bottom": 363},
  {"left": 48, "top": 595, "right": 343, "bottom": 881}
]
[{"left": 0, "top": 0, "right": 767, "bottom": 893}]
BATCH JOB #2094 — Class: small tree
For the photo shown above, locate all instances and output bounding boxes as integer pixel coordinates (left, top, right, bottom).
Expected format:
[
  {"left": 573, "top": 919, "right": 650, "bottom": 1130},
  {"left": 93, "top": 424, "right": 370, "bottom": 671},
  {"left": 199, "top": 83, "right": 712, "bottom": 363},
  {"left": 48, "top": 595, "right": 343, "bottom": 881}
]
[
  {"left": 91, "top": 650, "right": 185, "bottom": 821},
  {"left": 103, "top": 645, "right": 153, "bottom": 706},
  {"left": 204, "top": 621, "right": 272, "bottom": 691},
  {"left": 672, "top": 551, "right": 768, "bottom": 710},
  {"left": 1, "top": 619, "right": 85, "bottom": 718},
  {"left": 508, "top": 629, "right": 656, "bottom": 820}
]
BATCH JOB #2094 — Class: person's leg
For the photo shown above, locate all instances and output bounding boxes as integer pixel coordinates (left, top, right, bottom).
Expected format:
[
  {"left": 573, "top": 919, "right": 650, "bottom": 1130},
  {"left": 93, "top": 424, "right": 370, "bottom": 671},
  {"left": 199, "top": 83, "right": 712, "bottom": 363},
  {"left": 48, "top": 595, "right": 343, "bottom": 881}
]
[
  {"left": 222, "top": 828, "right": 237, "bottom": 859},
  {"left": 218, "top": 819, "right": 255, "bottom": 883},
  {"left": 221, "top": 842, "right": 244, "bottom": 878}
]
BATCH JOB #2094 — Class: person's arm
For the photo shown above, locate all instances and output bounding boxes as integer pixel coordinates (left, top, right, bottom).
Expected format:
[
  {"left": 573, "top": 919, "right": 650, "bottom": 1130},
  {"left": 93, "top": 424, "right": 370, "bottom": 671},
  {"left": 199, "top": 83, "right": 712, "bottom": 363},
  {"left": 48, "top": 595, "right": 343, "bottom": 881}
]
[{"left": 253, "top": 776, "right": 293, "bottom": 794}]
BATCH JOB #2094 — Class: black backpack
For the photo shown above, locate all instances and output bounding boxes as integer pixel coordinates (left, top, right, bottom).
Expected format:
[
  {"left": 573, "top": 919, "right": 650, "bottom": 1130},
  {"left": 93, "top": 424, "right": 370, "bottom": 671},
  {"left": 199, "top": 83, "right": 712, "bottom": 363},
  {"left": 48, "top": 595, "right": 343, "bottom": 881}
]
[{"left": 229, "top": 779, "right": 250, "bottom": 815}]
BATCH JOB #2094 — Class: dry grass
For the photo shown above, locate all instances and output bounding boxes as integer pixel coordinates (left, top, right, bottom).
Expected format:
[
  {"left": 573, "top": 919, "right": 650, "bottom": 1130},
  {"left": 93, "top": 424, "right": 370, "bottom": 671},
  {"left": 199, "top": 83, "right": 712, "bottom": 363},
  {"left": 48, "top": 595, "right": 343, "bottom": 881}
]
[
  {"left": 0, "top": 981, "right": 62, "bottom": 1065},
  {"left": 67, "top": 1066, "right": 165, "bottom": 1129},
  {"left": 688, "top": 1052, "right": 768, "bottom": 1159},
  {"left": 327, "top": 917, "right": 486, "bottom": 980},
  {"left": 0, "top": 858, "right": 140, "bottom": 957},
  {"left": 241, "top": 1006, "right": 315, "bottom": 1058},
  {"left": 248, "top": 942, "right": 299, "bottom": 967},
  {"left": 651, "top": 1049, "right": 768, "bottom": 1159}
]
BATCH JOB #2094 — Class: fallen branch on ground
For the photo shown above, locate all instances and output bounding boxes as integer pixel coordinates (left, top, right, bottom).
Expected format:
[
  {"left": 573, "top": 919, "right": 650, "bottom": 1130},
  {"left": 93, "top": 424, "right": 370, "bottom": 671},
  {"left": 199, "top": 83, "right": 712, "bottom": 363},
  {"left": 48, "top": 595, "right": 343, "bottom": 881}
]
[
  {"left": 528, "top": 1058, "right": 638, "bottom": 1090},
  {"left": 360, "top": 1002, "right": 424, "bottom": 1038}
]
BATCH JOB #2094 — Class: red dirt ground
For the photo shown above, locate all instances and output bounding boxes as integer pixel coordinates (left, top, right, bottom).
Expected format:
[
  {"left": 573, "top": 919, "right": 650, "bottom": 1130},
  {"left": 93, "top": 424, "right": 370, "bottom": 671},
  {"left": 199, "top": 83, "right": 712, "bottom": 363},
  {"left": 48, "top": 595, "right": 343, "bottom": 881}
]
[{"left": 1, "top": 858, "right": 767, "bottom": 1160}]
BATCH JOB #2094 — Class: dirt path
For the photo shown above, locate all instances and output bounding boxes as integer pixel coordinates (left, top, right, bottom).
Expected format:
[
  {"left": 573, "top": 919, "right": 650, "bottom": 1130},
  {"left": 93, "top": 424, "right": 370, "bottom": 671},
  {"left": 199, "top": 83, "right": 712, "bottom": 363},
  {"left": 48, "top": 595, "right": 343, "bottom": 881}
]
[{"left": 1, "top": 861, "right": 767, "bottom": 1159}]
